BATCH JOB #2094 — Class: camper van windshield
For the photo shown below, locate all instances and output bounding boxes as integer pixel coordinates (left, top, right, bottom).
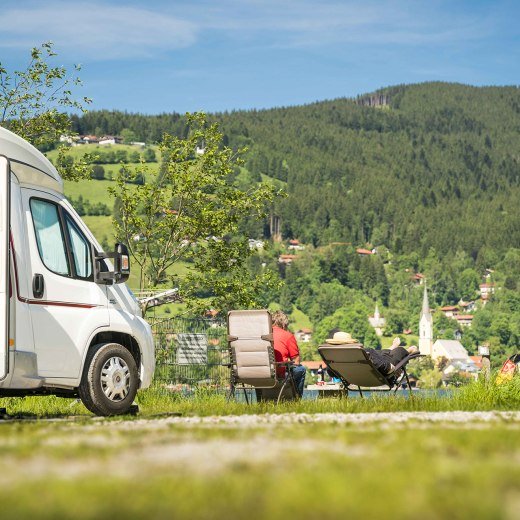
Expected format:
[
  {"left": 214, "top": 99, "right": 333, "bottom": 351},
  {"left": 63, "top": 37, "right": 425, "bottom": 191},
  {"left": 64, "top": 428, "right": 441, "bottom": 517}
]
[{"left": 64, "top": 214, "right": 92, "bottom": 278}]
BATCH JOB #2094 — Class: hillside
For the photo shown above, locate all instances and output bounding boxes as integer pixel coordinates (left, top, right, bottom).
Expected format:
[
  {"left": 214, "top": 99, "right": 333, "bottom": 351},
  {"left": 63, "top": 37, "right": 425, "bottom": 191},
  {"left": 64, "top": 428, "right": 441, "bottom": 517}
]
[
  {"left": 62, "top": 83, "right": 520, "bottom": 363},
  {"left": 71, "top": 82, "right": 520, "bottom": 261}
]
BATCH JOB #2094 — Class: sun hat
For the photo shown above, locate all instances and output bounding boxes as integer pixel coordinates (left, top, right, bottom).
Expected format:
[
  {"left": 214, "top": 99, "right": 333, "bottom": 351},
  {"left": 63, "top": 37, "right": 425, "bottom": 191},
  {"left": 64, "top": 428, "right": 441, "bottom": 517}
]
[{"left": 325, "top": 331, "right": 359, "bottom": 345}]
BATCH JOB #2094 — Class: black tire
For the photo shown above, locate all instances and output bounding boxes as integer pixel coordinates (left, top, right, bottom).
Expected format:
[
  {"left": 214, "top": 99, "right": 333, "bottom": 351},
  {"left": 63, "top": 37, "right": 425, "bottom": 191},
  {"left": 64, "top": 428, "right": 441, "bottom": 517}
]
[{"left": 78, "top": 342, "right": 139, "bottom": 416}]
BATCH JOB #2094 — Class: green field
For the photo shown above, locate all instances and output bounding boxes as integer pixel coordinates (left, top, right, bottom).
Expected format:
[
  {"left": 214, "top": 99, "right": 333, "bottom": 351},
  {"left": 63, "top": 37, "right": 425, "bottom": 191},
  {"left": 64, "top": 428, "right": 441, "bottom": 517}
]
[
  {"left": 46, "top": 142, "right": 160, "bottom": 161},
  {"left": 0, "top": 407, "right": 518, "bottom": 519},
  {"left": 0, "top": 378, "right": 518, "bottom": 518},
  {"left": 64, "top": 178, "right": 115, "bottom": 206}
]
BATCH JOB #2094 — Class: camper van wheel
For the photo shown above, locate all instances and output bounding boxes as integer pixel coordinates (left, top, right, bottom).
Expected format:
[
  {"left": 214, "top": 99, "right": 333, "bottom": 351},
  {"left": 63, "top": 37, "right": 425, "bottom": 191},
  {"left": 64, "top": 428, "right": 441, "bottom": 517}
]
[{"left": 78, "top": 342, "right": 139, "bottom": 416}]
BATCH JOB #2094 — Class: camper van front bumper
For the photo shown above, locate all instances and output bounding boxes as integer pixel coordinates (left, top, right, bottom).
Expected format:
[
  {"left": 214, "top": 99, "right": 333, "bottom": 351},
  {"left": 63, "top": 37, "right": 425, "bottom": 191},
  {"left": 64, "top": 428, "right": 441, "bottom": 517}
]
[
  {"left": 3, "top": 350, "right": 43, "bottom": 389},
  {"left": 136, "top": 317, "right": 155, "bottom": 389}
]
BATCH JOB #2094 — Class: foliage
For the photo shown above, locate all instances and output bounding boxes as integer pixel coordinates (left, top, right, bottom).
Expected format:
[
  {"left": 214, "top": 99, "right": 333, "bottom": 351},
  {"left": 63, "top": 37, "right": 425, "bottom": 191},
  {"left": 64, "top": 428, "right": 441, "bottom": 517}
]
[
  {"left": 67, "top": 83, "right": 520, "bottom": 356},
  {"left": 69, "top": 195, "right": 111, "bottom": 216},
  {"left": 109, "top": 112, "right": 283, "bottom": 313},
  {"left": 72, "top": 82, "right": 520, "bottom": 258},
  {"left": 0, "top": 42, "right": 94, "bottom": 181},
  {"left": 314, "top": 301, "right": 381, "bottom": 348},
  {"left": 419, "top": 368, "right": 444, "bottom": 388}
]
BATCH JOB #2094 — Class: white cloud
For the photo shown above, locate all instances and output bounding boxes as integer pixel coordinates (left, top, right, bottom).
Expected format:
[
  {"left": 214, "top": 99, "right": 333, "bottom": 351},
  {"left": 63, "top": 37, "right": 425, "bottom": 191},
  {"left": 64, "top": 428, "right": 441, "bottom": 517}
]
[
  {"left": 0, "top": 2, "right": 197, "bottom": 59},
  {"left": 0, "top": 0, "right": 496, "bottom": 61},
  {"left": 187, "top": 0, "right": 490, "bottom": 47}
]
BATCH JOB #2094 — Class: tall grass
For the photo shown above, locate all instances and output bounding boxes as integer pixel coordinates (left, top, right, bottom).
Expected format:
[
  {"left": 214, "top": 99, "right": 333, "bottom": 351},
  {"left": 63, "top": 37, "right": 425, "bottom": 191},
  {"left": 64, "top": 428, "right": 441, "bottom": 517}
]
[
  {"left": 136, "top": 376, "right": 520, "bottom": 417},
  {"left": 1, "top": 376, "right": 519, "bottom": 418}
]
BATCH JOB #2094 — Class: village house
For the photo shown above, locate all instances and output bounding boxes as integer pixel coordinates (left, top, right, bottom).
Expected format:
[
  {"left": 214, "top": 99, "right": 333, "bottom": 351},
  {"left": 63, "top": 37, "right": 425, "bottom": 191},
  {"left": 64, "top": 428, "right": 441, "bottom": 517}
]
[
  {"left": 432, "top": 339, "right": 470, "bottom": 363},
  {"left": 278, "top": 254, "right": 297, "bottom": 265},
  {"left": 440, "top": 305, "right": 459, "bottom": 318},
  {"left": 480, "top": 283, "right": 495, "bottom": 302},
  {"left": 454, "top": 314, "right": 474, "bottom": 327},
  {"left": 295, "top": 328, "right": 313, "bottom": 343},
  {"left": 301, "top": 360, "right": 326, "bottom": 378},
  {"left": 248, "top": 239, "right": 264, "bottom": 250},
  {"left": 459, "top": 300, "right": 476, "bottom": 312},
  {"left": 288, "top": 239, "right": 305, "bottom": 251},
  {"left": 356, "top": 248, "right": 374, "bottom": 256},
  {"left": 412, "top": 272, "right": 425, "bottom": 285},
  {"left": 99, "top": 135, "right": 123, "bottom": 145},
  {"left": 432, "top": 339, "right": 480, "bottom": 378},
  {"left": 81, "top": 135, "right": 99, "bottom": 144},
  {"left": 469, "top": 355, "right": 484, "bottom": 370}
]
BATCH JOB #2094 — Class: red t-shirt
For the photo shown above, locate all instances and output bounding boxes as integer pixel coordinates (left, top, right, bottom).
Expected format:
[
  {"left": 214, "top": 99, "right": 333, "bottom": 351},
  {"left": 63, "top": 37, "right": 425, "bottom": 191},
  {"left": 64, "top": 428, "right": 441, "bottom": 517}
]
[{"left": 273, "top": 326, "right": 300, "bottom": 375}]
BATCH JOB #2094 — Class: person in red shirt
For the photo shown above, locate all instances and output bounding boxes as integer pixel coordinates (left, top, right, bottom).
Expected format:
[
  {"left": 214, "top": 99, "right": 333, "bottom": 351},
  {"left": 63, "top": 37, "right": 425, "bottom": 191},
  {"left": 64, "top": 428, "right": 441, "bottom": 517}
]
[{"left": 272, "top": 310, "right": 306, "bottom": 397}]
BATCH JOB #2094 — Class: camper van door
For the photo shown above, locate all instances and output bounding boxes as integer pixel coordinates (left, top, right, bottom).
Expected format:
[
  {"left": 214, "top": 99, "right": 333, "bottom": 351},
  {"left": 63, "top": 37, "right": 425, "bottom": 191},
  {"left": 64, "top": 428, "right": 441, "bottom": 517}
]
[
  {"left": 0, "top": 156, "right": 10, "bottom": 379},
  {"left": 21, "top": 187, "right": 109, "bottom": 379}
]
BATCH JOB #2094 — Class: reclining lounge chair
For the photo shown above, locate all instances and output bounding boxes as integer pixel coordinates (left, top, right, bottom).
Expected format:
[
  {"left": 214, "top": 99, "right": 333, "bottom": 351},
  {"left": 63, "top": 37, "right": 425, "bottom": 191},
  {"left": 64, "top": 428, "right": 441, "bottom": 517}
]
[
  {"left": 227, "top": 309, "right": 298, "bottom": 404},
  {"left": 318, "top": 343, "right": 420, "bottom": 396}
]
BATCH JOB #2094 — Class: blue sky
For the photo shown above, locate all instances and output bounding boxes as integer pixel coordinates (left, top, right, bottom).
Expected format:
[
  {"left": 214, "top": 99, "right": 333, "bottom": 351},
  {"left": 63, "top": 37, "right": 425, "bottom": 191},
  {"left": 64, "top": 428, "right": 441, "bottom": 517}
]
[{"left": 1, "top": 0, "right": 519, "bottom": 114}]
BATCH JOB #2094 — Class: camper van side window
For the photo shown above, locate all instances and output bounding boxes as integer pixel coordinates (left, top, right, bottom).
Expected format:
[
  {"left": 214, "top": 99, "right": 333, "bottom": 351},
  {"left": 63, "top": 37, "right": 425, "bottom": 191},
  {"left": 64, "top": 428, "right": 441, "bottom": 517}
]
[
  {"left": 64, "top": 214, "right": 93, "bottom": 280},
  {"left": 29, "top": 199, "right": 70, "bottom": 276}
]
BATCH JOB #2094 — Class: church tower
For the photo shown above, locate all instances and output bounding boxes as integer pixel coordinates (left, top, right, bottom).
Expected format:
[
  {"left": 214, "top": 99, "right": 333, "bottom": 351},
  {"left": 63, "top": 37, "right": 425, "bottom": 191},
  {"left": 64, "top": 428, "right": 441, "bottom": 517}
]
[{"left": 419, "top": 284, "right": 433, "bottom": 356}]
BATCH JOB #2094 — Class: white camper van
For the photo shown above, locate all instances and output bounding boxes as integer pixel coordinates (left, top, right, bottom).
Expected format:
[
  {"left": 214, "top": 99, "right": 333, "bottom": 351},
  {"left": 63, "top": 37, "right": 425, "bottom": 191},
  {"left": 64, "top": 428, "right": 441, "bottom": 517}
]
[{"left": 0, "top": 127, "right": 155, "bottom": 416}]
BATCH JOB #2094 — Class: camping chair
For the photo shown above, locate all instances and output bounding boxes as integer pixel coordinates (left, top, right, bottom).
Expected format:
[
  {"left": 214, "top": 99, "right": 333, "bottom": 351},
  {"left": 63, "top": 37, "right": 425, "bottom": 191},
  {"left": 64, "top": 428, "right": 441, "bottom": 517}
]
[
  {"left": 227, "top": 309, "right": 299, "bottom": 404},
  {"left": 318, "top": 343, "right": 421, "bottom": 397}
]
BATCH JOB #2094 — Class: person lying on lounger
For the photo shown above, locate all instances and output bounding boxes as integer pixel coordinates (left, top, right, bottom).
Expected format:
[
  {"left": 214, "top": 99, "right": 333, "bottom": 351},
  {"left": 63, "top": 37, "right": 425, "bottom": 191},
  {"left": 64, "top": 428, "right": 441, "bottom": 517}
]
[{"left": 325, "top": 332, "right": 418, "bottom": 375}]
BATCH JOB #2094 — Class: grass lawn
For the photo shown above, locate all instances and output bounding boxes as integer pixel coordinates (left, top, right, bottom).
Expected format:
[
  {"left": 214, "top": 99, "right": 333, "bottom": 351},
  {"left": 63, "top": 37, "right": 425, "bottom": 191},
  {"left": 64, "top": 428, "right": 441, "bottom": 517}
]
[
  {"left": 0, "top": 379, "right": 518, "bottom": 517},
  {"left": 64, "top": 178, "right": 115, "bottom": 206},
  {"left": 82, "top": 215, "right": 113, "bottom": 243},
  {"left": 1, "top": 376, "right": 519, "bottom": 418},
  {"left": 0, "top": 408, "right": 518, "bottom": 518},
  {"left": 46, "top": 143, "right": 160, "bottom": 161}
]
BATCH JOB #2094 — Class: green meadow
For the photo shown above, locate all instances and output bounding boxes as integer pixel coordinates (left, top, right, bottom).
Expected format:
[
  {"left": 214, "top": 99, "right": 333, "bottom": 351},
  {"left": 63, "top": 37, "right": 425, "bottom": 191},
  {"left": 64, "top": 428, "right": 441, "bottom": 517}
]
[
  {"left": 0, "top": 422, "right": 518, "bottom": 520},
  {"left": 0, "top": 378, "right": 518, "bottom": 518},
  {"left": 1, "top": 375, "right": 519, "bottom": 418}
]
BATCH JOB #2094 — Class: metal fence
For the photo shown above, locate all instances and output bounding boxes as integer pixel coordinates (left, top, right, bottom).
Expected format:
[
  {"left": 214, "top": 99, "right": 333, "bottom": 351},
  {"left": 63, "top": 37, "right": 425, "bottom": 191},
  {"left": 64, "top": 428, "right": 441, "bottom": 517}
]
[{"left": 149, "top": 316, "right": 231, "bottom": 388}]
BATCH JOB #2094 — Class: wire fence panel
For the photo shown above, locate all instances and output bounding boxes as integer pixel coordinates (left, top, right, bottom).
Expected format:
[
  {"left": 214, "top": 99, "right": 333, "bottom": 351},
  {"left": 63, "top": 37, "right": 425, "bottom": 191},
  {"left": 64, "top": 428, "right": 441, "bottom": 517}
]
[{"left": 149, "top": 316, "right": 231, "bottom": 388}]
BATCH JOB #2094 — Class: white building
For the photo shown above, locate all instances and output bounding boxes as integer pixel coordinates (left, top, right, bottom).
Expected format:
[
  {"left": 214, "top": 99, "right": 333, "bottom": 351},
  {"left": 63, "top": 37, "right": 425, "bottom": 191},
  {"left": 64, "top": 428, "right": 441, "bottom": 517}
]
[
  {"left": 432, "top": 339, "right": 469, "bottom": 363},
  {"left": 419, "top": 284, "right": 434, "bottom": 356},
  {"left": 368, "top": 303, "right": 386, "bottom": 336},
  {"left": 432, "top": 339, "right": 474, "bottom": 377}
]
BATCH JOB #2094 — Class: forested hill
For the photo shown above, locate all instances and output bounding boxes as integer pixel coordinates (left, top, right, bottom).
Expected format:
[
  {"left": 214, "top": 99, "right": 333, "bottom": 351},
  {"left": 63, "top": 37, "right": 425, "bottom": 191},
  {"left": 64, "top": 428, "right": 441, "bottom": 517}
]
[{"left": 71, "top": 82, "right": 520, "bottom": 260}]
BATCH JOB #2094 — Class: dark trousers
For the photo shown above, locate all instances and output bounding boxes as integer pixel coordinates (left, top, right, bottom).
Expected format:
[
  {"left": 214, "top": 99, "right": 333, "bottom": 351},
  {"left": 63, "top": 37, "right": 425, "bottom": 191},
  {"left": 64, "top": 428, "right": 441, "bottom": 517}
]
[
  {"left": 291, "top": 364, "right": 306, "bottom": 397},
  {"left": 367, "top": 347, "right": 409, "bottom": 374}
]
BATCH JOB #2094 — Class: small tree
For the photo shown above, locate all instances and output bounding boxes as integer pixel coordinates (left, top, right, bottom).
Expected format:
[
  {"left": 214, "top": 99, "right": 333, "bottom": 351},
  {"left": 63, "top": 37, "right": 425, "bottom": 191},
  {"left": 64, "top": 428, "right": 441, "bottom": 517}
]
[
  {"left": 143, "top": 147, "right": 156, "bottom": 162},
  {"left": 120, "top": 128, "right": 138, "bottom": 144},
  {"left": 109, "top": 113, "right": 283, "bottom": 313},
  {"left": 0, "top": 42, "right": 94, "bottom": 181},
  {"left": 91, "top": 165, "right": 105, "bottom": 180}
]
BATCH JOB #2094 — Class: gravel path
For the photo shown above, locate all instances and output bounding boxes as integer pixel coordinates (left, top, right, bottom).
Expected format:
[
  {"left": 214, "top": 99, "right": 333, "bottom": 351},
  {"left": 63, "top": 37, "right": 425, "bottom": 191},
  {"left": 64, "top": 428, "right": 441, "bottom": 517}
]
[
  {"left": 109, "top": 410, "right": 520, "bottom": 430},
  {"left": 0, "top": 411, "right": 518, "bottom": 483}
]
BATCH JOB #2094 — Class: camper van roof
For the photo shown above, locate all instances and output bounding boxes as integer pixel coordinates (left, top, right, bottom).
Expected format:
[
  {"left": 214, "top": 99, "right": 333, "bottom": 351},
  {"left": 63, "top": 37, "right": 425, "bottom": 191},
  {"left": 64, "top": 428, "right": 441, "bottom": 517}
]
[{"left": 0, "top": 126, "right": 63, "bottom": 193}]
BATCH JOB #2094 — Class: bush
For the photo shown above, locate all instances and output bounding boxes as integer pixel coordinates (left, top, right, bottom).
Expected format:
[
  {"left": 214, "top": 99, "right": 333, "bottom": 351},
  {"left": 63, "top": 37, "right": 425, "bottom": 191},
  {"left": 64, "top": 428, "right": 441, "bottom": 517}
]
[{"left": 91, "top": 164, "right": 105, "bottom": 180}]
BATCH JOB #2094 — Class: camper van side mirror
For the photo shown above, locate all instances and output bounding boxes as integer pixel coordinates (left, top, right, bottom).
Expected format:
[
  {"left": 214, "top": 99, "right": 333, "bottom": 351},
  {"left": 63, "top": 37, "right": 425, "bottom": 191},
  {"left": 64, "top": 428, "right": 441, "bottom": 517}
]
[
  {"left": 92, "top": 245, "right": 114, "bottom": 285},
  {"left": 113, "top": 243, "right": 130, "bottom": 284},
  {"left": 91, "top": 243, "right": 130, "bottom": 285}
]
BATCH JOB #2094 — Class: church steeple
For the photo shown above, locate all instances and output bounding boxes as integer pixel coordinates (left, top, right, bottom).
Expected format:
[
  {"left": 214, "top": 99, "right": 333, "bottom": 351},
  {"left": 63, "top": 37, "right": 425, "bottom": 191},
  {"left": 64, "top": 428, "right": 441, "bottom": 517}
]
[
  {"left": 419, "top": 283, "right": 433, "bottom": 356},
  {"left": 422, "top": 284, "right": 430, "bottom": 315}
]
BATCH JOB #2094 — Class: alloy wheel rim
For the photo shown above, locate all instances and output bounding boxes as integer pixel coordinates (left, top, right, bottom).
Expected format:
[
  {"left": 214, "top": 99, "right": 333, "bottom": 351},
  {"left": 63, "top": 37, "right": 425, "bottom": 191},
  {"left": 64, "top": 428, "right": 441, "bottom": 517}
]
[{"left": 100, "top": 356, "right": 131, "bottom": 402}]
